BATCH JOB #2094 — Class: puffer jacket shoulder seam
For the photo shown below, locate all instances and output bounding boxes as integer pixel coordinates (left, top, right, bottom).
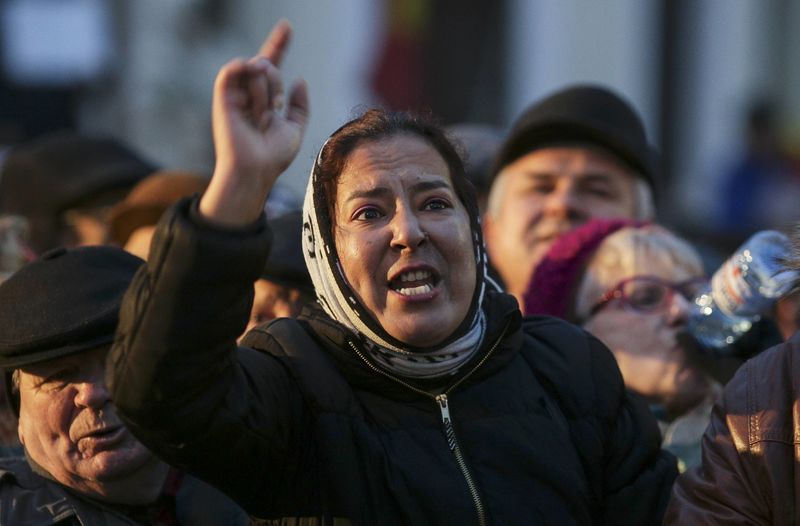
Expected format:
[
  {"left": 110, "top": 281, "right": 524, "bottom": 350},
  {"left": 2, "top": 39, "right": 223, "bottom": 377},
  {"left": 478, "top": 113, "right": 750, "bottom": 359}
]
[{"left": 244, "top": 318, "right": 357, "bottom": 417}]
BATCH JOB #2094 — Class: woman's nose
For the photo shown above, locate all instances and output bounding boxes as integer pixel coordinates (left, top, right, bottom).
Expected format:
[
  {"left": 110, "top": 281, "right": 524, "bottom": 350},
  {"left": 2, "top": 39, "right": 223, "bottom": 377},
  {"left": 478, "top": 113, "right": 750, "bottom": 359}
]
[
  {"left": 667, "top": 292, "right": 692, "bottom": 326},
  {"left": 390, "top": 208, "right": 426, "bottom": 250}
]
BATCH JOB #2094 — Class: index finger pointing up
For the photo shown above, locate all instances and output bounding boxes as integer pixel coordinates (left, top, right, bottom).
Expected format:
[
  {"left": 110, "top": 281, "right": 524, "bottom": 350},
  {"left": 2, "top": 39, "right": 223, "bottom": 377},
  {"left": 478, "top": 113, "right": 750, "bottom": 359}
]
[{"left": 258, "top": 19, "right": 292, "bottom": 67}]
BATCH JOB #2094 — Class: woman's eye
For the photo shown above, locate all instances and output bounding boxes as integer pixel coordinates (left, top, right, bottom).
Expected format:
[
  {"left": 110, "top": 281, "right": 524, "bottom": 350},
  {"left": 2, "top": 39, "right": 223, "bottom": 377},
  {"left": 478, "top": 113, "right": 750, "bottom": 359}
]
[
  {"left": 353, "top": 207, "right": 383, "bottom": 221},
  {"left": 682, "top": 279, "right": 708, "bottom": 299},
  {"left": 628, "top": 285, "right": 665, "bottom": 307},
  {"left": 423, "top": 198, "right": 450, "bottom": 211}
]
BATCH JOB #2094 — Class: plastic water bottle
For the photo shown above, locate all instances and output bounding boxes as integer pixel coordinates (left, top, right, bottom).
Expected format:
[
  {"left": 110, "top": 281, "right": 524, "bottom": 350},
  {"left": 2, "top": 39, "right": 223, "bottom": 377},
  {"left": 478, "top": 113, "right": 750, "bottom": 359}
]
[{"left": 689, "top": 230, "right": 798, "bottom": 350}]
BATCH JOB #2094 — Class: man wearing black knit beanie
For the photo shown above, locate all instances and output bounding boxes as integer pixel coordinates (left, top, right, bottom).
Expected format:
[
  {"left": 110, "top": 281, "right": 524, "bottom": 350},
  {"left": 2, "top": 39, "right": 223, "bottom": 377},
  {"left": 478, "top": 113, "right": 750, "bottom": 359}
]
[{"left": 483, "top": 84, "right": 659, "bottom": 309}]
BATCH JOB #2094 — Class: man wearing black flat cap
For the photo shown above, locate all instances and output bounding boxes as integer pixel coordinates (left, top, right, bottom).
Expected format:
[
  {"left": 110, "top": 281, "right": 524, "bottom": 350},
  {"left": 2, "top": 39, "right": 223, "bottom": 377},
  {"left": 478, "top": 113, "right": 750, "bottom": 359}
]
[
  {"left": 0, "top": 131, "right": 157, "bottom": 253},
  {"left": 0, "top": 245, "right": 247, "bottom": 525},
  {"left": 483, "top": 84, "right": 659, "bottom": 307}
]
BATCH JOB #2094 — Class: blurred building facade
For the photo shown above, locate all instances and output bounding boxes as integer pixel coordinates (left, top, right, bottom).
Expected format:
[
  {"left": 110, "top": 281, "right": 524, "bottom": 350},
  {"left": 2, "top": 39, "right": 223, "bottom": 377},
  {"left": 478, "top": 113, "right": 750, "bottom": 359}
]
[{"left": 2, "top": 0, "right": 799, "bottom": 254}]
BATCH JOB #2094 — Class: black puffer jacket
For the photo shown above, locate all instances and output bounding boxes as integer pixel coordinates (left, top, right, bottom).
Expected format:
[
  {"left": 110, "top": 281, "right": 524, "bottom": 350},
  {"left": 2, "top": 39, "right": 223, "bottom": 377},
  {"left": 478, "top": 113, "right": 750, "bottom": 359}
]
[{"left": 108, "top": 199, "right": 677, "bottom": 525}]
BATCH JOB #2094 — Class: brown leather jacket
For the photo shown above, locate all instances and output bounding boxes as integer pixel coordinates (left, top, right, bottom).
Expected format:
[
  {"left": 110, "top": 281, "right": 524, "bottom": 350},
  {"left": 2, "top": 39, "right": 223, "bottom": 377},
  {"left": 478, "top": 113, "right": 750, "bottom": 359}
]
[{"left": 665, "top": 333, "right": 800, "bottom": 525}]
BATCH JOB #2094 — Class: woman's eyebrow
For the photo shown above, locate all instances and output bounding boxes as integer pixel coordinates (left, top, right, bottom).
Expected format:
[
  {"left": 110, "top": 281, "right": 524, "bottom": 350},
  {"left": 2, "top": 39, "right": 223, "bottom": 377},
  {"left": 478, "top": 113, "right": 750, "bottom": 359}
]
[
  {"left": 343, "top": 187, "right": 392, "bottom": 203},
  {"left": 410, "top": 179, "right": 452, "bottom": 194},
  {"left": 342, "top": 179, "right": 451, "bottom": 204}
]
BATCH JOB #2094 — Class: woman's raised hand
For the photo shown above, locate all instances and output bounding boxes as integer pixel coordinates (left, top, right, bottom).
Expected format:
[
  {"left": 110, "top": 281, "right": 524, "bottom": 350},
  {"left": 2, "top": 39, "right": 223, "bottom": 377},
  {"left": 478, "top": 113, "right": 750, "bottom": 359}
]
[{"left": 200, "top": 20, "right": 309, "bottom": 226}]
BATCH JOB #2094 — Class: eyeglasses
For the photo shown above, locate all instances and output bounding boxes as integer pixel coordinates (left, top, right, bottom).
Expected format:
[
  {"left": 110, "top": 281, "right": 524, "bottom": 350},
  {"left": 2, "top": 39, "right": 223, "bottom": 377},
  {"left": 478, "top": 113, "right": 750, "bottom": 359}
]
[{"left": 588, "top": 275, "right": 707, "bottom": 316}]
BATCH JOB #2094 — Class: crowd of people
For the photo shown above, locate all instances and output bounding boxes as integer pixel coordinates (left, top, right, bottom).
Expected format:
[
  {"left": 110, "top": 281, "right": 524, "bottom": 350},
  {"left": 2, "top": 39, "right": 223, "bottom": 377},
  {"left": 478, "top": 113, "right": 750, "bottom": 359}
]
[{"left": 0, "top": 19, "right": 797, "bottom": 525}]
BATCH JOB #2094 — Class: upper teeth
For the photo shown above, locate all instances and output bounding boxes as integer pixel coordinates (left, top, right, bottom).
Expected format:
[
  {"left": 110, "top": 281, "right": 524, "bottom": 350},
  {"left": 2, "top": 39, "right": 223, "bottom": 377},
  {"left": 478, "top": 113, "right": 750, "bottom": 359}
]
[{"left": 399, "top": 270, "right": 431, "bottom": 282}]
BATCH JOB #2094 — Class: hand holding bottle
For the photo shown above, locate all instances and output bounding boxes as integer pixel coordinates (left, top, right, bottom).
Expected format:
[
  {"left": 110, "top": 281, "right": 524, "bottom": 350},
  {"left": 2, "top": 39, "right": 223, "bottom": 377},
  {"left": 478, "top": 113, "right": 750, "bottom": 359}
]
[{"left": 689, "top": 230, "right": 799, "bottom": 351}]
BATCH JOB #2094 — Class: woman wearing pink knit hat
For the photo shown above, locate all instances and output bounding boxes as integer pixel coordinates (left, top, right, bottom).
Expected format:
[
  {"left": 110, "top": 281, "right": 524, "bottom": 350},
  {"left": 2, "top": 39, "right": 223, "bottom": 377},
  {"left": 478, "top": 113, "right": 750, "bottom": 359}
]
[{"left": 524, "top": 218, "right": 717, "bottom": 471}]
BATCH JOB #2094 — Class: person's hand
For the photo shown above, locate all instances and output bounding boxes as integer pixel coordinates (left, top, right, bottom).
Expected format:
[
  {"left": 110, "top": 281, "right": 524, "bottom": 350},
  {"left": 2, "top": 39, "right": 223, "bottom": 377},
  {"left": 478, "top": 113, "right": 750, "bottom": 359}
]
[{"left": 200, "top": 20, "right": 309, "bottom": 226}]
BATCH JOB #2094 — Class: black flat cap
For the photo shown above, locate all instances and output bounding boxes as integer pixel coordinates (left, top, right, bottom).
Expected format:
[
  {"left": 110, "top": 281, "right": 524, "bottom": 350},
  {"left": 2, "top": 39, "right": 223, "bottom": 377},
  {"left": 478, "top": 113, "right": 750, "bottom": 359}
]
[
  {"left": 0, "top": 132, "right": 156, "bottom": 213},
  {"left": 0, "top": 245, "right": 143, "bottom": 368},
  {"left": 262, "top": 211, "right": 313, "bottom": 296},
  {"left": 491, "top": 84, "right": 659, "bottom": 195},
  {"left": 0, "top": 131, "right": 157, "bottom": 251}
]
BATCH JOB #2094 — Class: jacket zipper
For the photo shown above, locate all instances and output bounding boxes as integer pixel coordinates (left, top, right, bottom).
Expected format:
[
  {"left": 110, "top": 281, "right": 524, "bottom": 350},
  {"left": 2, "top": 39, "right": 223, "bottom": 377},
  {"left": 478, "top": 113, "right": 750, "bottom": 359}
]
[
  {"left": 435, "top": 393, "right": 486, "bottom": 526},
  {"left": 346, "top": 321, "right": 509, "bottom": 526}
]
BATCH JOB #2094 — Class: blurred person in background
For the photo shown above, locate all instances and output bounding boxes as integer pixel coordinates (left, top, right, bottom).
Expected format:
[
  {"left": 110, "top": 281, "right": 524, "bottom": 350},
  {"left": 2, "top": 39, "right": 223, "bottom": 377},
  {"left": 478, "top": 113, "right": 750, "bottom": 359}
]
[
  {"left": 0, "top": 214, "right": 35, "bottom": 454},
  {"left": 241, "top": 210, "right": 315, "bottom": 340},
  {"left": 108, "top": 170, "right": 210, "bottom": 260},
  {"left": 665, "top": 224, "right": 800, "bottom": 525},
  {"left": 0, "top": 214, "right": 34, "bottom": 283},
  {"left": 0, "top": 131, "right": 156, "bottom": 252},
  {"left": 525, "top": 219, "right": 718, "bottom": 471},
  {"left": 483, "top": 85, "right": 658, "bottom": 308},
  {"left": 486, "top": 85, "right": 782, "bottom": 376},
  {"left": 773, "top": 290, "right": 800, "bottom": 341},
  {"left": 108, "top": 169, "right": 304, "bottom": 264},
  {"left": 0, "top": 245, "right": 247, "bottom": 524},
  {"left": 263, "top": 180, "right": 303, "bottom": 220},
  {"left": 717, "top": 99, "right": 799, "bottom": 239},
  {"left": 445, "top": 123, "right": 505, "bottom": 214}
]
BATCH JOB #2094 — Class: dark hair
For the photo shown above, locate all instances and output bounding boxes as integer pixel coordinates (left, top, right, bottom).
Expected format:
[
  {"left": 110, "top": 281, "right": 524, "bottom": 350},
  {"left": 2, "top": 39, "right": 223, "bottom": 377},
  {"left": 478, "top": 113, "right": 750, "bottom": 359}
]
[{"left": 314, "top": 108, "right": 479, "bottom": 230}]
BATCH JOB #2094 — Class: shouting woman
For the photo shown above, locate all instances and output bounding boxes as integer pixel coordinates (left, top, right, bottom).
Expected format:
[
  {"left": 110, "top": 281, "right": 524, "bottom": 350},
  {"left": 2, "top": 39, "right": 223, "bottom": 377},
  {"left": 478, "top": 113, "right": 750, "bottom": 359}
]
[{"left": 108, "top": 21, "right": 676, "bottom": 525}]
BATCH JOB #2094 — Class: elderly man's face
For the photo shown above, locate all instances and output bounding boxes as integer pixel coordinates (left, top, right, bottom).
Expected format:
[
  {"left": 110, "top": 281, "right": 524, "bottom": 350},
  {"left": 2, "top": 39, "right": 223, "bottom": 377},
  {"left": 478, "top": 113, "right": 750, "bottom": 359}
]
[
  {"left": 484, "top": 146, "right": 642, "bottom": 304},
  {"left": 17, "top": 346, "right": 163, "bottom": 502}
]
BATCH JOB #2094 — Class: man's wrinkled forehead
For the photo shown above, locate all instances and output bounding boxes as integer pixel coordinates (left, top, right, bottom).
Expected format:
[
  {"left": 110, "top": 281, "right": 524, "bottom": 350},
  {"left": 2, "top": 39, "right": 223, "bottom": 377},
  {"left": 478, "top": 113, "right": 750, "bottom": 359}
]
[{"left": 508, "top": 140, "right": 642, "bottom": 178}]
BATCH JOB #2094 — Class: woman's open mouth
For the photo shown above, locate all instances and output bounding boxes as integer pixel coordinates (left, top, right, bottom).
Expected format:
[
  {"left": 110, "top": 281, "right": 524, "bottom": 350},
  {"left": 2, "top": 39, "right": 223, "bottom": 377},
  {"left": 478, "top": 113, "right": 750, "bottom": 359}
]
[{"left": 388, "top": 268, "right": 440, "bottom": 299}]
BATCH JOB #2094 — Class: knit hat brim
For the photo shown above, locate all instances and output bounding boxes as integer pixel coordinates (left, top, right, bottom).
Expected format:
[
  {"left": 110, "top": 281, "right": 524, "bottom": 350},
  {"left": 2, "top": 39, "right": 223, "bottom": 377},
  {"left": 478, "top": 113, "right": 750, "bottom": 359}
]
[{"left": 523, "top": 218, "right": 647, "bottom": 319}]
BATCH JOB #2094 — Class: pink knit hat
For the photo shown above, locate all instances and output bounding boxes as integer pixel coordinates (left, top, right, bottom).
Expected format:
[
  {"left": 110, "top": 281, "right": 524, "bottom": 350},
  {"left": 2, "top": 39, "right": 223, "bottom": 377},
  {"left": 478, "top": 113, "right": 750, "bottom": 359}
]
[{"left": 523, "top": 218, "right": 647, "bottom": 320}]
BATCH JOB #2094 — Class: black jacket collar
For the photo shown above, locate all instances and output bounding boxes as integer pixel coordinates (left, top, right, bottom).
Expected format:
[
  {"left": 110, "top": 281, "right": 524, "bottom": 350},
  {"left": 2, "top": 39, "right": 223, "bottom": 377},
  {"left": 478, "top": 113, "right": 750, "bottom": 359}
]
[{"left": 298, "top": 291, "right": 523, "bottom": 400}]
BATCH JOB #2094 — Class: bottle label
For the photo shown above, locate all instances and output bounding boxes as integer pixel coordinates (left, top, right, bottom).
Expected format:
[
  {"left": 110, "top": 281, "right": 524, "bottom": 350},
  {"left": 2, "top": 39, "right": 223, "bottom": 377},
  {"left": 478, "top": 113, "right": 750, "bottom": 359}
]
[{"left": 711, "top": 257, "right": 752, "bottom": 317}]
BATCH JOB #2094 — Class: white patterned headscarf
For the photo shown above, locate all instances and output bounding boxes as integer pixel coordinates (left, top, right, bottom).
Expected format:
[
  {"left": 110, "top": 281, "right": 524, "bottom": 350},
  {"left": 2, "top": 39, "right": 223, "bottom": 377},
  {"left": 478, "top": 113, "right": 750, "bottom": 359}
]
[{"left": 301, "top": 118, "right": 498, "bottom": 380}]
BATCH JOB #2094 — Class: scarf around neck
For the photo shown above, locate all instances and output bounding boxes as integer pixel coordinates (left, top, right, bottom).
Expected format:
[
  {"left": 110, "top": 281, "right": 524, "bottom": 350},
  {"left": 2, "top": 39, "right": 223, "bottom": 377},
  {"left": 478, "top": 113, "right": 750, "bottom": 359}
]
[{"left": 301, "top": 142, "right": 496, "bottom": 379}]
